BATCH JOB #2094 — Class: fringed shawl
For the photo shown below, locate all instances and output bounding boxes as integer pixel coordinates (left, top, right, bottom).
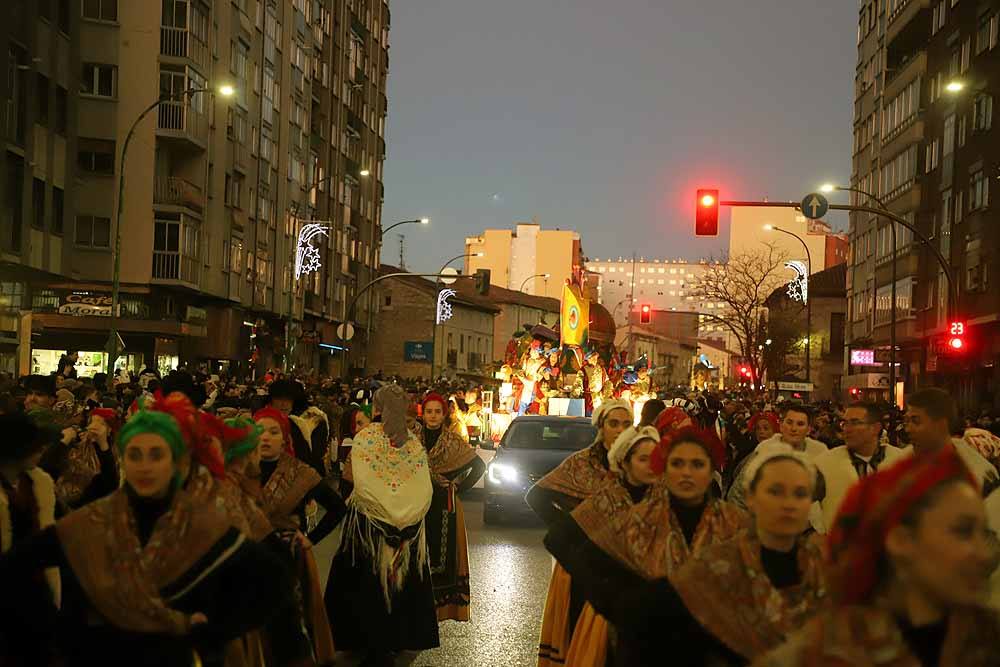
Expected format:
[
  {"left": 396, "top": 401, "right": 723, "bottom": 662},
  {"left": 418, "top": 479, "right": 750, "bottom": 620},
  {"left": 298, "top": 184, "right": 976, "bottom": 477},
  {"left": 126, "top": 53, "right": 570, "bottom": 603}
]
[
  {"left": 424, "top": 426, "right": 478, "bottom": 486},
  {"left": 535, "top": 440, "right": 614, "bottom": 500},
  {"left": 56, "top": 469, "right": 241, "bottom": 634},
  {"left": 572, "top": 478, "right": 749, "bottom": 581},
  {"left": 342, "top": 423, "right": 432, "bottom": 610},
  {"left": 258, "top": 453, "right": 321, "bottom": 531},
  {"left": 673, "top": 530, "right": 827, "bottom": 660}
]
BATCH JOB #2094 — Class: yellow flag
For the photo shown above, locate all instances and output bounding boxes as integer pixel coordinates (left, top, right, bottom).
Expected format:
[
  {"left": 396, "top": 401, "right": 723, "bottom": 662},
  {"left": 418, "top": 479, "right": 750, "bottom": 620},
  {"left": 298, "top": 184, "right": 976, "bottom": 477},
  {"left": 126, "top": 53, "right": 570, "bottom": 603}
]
[{"left": 560, "top": 284, "right": 590, "bottom": 347}]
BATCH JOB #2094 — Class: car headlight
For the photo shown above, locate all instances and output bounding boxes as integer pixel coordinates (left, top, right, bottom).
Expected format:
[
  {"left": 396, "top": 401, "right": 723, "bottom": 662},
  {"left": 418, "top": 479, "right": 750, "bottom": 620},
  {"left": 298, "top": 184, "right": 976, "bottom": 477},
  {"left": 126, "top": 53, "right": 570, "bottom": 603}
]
[{"left": 488, "top": 462, "right": 519, "bottom": 485}]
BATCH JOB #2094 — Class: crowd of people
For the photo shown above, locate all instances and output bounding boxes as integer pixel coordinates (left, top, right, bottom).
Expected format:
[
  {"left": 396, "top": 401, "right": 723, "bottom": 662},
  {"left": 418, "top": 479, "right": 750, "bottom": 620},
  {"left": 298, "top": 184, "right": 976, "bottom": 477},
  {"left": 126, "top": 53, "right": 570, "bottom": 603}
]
[
  {"left": 530, "top": 388, "right": 1000, "bottom": 666},
  {"left": 1, "top": 353, "right": 999, "bottom": 666}
]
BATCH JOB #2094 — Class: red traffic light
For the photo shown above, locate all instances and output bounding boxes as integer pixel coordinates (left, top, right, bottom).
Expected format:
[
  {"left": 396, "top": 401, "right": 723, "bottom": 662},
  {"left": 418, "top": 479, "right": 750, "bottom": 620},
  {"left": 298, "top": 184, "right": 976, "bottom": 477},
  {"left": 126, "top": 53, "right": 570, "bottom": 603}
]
[
  {"left": 948, "top": 337, "right": 965, "bottom": 350},
  {"left": 639, "top": 304, "right": 652, "bottom": 324},
  {"left": 695, "top": 189, "right": 720, "bottom": 237},
  {"left": 945, "top": 321, "right": 966, "bottom": 352}
]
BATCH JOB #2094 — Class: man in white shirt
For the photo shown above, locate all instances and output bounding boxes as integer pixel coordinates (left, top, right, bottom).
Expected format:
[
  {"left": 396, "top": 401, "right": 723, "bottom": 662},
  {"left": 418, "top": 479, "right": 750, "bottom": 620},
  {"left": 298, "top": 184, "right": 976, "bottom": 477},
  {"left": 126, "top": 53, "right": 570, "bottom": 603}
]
[
  {"left": 813, "top": 402, "right": 906, "bottom": 533},
  {"left": 727, "top": 405, "right": 828, "bottom": 509}
]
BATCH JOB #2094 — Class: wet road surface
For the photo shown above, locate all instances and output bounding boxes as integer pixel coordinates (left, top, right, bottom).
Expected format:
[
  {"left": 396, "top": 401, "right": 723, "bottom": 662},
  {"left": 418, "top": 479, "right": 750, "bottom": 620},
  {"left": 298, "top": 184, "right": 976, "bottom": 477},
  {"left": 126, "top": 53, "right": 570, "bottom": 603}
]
[{"left": 315, "top": 491, "right": 552, "bottom": 666}]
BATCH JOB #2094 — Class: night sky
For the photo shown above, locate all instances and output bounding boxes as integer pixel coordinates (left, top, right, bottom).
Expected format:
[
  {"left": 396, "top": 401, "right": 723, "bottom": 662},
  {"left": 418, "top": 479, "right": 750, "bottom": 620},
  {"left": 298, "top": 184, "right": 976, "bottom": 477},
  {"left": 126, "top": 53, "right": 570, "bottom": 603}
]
[{"left": 379, "top": 0, "right": 858, "bottom": 273}]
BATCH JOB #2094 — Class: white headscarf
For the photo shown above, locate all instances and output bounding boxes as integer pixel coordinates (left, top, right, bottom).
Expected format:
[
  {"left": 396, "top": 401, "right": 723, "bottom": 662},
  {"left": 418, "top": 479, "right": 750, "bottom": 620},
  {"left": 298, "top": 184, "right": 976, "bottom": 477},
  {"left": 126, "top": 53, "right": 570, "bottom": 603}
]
[
  {"left": 742, "top": 440, "right": 817, "bottom": 493},
  {"left": 608, "top": 425, "right": 661, "bottom": 473},
  {"left": 591, "top": 398, "right": 633, "bottom": 427}
]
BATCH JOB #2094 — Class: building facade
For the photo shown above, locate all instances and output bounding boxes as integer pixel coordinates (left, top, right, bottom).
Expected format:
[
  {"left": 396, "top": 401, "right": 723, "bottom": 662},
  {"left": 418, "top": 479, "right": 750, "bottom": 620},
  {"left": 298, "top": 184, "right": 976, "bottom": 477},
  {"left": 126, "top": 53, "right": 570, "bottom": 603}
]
[
  {"left": 486, "top": 285, "right": 559, "bottom": 364},
  {"left": 729, "top": 206, "right": 849, "bottom": 273},
  {"left": 2, "top": 0, "right": 390, "bottom": 378},
  {"left": 847, "top": 0, "right": 1000, "bottom": 410},
  {"left": 464, "top": 221, "right": 582, "bottom": 301}
]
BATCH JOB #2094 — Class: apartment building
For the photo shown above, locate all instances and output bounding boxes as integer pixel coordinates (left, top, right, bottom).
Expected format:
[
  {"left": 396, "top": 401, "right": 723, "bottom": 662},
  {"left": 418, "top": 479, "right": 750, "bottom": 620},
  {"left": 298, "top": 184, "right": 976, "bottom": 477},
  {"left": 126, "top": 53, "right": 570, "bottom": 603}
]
[
  {"left": 1, "top": 0, "right": 389, "bottom": 377},
  {"left": 847, "top": 0, "right": 1000, "bottom": 408}
]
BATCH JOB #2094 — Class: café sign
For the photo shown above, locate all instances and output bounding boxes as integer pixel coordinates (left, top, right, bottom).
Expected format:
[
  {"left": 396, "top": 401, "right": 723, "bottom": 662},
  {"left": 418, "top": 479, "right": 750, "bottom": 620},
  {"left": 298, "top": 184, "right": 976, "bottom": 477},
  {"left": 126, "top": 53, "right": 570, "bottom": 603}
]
[{"left": 58, "top": 292, "right": 113, "bottom": 317}]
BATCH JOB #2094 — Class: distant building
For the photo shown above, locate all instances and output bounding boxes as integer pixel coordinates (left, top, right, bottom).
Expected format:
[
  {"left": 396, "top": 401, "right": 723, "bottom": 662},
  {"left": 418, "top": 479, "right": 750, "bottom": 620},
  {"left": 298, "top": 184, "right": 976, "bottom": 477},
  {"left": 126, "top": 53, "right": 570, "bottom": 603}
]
[
  {"left": 729, "top": 207, "right": 848, "bottom": 274},
  {"left": 465, "top": 220, "right": 583, "bottom": 301},
  {"left": 484, "top": 286, "right": 560, "bottom": 364}
]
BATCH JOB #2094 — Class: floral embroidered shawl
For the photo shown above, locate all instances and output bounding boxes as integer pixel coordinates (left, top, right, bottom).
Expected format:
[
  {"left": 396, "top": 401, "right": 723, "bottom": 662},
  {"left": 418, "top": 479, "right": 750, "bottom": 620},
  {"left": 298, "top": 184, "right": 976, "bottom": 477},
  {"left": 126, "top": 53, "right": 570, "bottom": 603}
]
[
  {"left": 572, "top": 478, "right": 749, "bottom": 580},
  {"left": 54, "top": 439, "right": 102, "bottom": 507},
  {"left": 215, "top": 474, "right": 273, "bottom": 541},
  {"left": 424, "top": 426, "right": 478, "bottom": 486},
  {"left": 673, "top": 530, "right": 827, "bottom": 659},
  {"left": 535, "top": 441, "right": 614, "bottom": 500},
  {"left": 753, "top": 603, "right": 1000, "bottom": 667},
  {"left": 56, "top": 469, "right": 240, "bottom": 635},
  {"left": 259, "top": 452, "right": 321, "bottom": 531}
]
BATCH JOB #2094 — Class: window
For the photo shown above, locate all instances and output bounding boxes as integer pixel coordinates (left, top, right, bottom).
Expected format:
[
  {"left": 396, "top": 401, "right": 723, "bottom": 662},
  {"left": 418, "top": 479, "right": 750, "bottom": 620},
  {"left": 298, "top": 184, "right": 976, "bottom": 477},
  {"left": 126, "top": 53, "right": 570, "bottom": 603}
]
[
  {"left": 36, "top": 73, "right": 49, "bottom": 126},
  {"left": 943, "top": 113, "right": 955, "bottom": 156},
  {"left": 879, "top": 146, "right": 918, "bottom": 196},
  {"left": 81, "top": 63, "right": 116, "bottom": 98},
  {"left": 973, "top": 94, "right": 993, "bottom": 131},
  {"left": 882, "top": 78, "right": 920, "bottom": 137},
  {"left": 958, "top": 113, "right": 968, "bottom": 146},
  {"left": 32, "top": 179, "right": 45, "bottom": 230},
  {"left": 82, "top": 0, "right": 117, "bottom": 21},
  {"left": 925, "top": 137, "right": 940, "bottom": 172},
  {"left": 875, "top": 278, "right": 914, "bottom": 325},
  {"left": 57, "top": 0, "right": 70, "bottom": 32},
  {"left": 75, "top": 215, "right": 111, "bottom": 248},
  {"left": 54, "top": 86, "right": 67, "bottom": 135},
  {"left": 52, "top": 186, "right": 63, "bottom": 234},
  {"left": 932, "top": 2, "right": 946, "bottom": 34},
  {"left": 230, "top": 40, "right": 249, "bottom": 82},
  {"left": 977, "top": 16, "right": 993, "bottom": 54},
  {"left": 961, "top": 37, "right": 971, "bottom": 73},
  {"left": 78, "top": 138, "right": 115, "bottom": 174},
  {"left": 970, "top": 170, "right": 989, "bottom": 210}
]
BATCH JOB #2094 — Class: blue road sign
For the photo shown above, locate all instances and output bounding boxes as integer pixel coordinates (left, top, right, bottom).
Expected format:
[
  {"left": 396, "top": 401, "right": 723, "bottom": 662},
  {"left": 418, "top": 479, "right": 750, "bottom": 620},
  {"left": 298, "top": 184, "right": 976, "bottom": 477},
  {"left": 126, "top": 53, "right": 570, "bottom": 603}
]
[{"left": 800, "top": 193, "right": 829, "bottom": 220}]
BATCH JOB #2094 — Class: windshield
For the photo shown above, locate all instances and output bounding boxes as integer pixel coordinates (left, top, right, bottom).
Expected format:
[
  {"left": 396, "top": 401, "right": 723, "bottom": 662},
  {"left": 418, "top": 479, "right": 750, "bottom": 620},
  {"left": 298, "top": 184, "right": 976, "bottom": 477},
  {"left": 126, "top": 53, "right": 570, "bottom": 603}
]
[{"left": 503, "top": 420, "right": 597, "bottom": 451}]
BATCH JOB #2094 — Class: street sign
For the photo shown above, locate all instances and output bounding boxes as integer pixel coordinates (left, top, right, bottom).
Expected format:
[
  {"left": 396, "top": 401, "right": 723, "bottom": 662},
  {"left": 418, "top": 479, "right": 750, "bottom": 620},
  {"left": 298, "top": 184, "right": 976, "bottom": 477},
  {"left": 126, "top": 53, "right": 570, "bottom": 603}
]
[
  {"left": 439, "top": 267, "right": 459, "bottom": 285},
  {"left": 777, "top": 381, "right": 814, "bottom": 392},
  {"left": 800, "top": 193, "right": 829, "bottom": 220},
  {"left": 337, "top": 322, "right": 355, "bottom": 341}
]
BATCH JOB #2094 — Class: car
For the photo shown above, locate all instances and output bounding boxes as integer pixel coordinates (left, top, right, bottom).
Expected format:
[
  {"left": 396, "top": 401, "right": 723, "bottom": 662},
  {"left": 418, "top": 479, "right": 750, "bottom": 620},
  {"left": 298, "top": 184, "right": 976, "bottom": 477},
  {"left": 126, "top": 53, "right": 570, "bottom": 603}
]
[{"left": 482, "top": 415, "right": 597, "bottom": 525}]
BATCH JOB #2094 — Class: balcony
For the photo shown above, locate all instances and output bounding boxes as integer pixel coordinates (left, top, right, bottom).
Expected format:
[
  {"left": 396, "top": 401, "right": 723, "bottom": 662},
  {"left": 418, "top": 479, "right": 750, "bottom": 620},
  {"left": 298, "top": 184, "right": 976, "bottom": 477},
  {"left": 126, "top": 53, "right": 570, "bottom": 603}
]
[
  {"left": 887, "top": 0, "right": 930, "bottom": 45},
  {"left": 154, "top": 177, "right": 205, "bottom": 214},
  {"left": 156, "top": 101, "right": 208, "bottom": 148},
  {"left": 152, "top": 251, "right": 200, "bottom": 286},
  {"left": 160, "top": 26, "right": 210, "bottom": 74}
]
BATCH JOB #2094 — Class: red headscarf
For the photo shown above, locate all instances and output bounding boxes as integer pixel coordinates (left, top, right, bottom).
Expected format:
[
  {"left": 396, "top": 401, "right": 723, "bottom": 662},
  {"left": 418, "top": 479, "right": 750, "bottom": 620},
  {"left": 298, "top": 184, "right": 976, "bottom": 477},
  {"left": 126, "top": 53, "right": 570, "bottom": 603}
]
[
  {"left": 653, "top": 407, "right": 694, "bottom": 438},
  {"left": 827, "top": 444, "right": 976, "bottom": 605},
  {"left": 252, "top": 406, "right": 295, "bottom": 457},
  {"left": 650, "top": 426, "right": 726, "bottom": 474},
  {"left": 145, "top": 391, "right": 226, "bottom": 479},
  {"left": 199, "top": 412, "right": 251, "bottom": 449},
  {"left": 747, "top": 411, "right": 780, "bottom": 437},
  {"left": 88, "top": 407, "right": 120, "bottom": 435}
]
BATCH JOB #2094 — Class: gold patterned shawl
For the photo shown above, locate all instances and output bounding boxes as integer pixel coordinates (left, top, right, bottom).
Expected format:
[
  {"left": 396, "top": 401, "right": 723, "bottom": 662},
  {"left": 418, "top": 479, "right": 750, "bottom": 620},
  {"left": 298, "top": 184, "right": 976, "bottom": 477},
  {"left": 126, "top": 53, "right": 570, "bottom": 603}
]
[
  {"left": 535, "top": 441, "right": 614, "bottom": 500},
  {"left": 54, "top": 439, "right": 103, "bottom": 507},
  {"left": 673, "top": 530, "right": 827, "bottom": 659},
  {"left": 56, "top": 469, "right": 240, "bottom": 635},
  {"left": 572, "top": 478, "right": 749, "bottom": 580},
  {"left": 753, "top": 603, "right": 1000, "bottom": 667},
  {"left": 258, "top": 453, "right": 321, "bottom": 531},
  {"left": 424, "top": 426, "right": 478, "bottom": 486},
  {"left": 214, "top": 475, "right": 273, "bottom": 541}
]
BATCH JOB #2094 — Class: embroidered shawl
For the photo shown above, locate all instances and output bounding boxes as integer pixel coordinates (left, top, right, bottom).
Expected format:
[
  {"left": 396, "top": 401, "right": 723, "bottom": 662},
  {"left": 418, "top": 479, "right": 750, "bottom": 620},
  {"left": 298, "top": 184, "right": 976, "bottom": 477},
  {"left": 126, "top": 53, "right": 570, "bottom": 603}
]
[
  {"left": 572, "top": 479, "right": 749, "bottom": 581},
  {"left": 673, "top": 530, "right": 827, "bottom": 659},
  {"left": 215, "top": 475, "right": 273, "bottom": 541},
  {"left": 56, "top": 469, "right": 241, "bottom": 635},
  {"left": 753, "top": 604, "right": 1000, "bottom": 667},
  {"left": 55, "top": 439, "right": 102, "bottom": 507},
  {"left": 535, "top": 441, "right": 615, "bottom": 500},
  {"left": 424, "top": 426, "right": 478, "bottom": 486},
  {"left": 258, "top": 453, "right": 322, "bottom": 531}
]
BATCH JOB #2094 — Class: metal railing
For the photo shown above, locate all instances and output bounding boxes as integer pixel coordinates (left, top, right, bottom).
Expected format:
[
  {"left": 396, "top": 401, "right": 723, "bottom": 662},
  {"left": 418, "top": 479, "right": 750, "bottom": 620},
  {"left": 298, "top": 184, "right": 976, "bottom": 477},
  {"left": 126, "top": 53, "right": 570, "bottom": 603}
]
[
  {"left": 152, "top": 251, "right": 200, "bottom": 284},
  {"left": 156, "top": 101, "right": 208, "bottom": 145},
  {"left": 153, "top": 177, "right": 205, "bottom": 212},
  {"left": 160, "top": 26, "right": 210, "bottom": 73}
]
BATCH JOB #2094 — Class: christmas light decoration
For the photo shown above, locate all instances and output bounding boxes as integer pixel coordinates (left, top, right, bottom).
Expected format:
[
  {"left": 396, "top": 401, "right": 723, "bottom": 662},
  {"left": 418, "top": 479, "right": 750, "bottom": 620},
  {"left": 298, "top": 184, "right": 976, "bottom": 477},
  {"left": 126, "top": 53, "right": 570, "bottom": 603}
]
[
  {"left": 294, "top": 223, "right": 331, "bottom": 280},
  {"left": 436, "top": 288, "right": 457, "bottom": 324},
  {"left": 784, "top": 260, "right": 808, "bottom": 304}
]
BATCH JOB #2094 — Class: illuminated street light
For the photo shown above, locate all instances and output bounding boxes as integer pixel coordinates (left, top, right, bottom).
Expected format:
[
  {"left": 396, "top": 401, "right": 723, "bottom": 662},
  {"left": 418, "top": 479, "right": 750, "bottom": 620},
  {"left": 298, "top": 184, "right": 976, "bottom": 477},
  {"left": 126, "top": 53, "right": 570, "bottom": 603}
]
[
  {"left": 359, "top": 169, "right": 371, "bottom": 176},
  {"left": 218, "top": 84, "right": 236, "bottom": 97},
  {"left": 819, "top": 183, "right": 836, "bottom": 193},
  {"left": 420, "top": 217, "right": 430, "bottom": 224},
  {"left": 763, "top": 224, "right": 774, "bottom": 231},
  {"left": 945, "top": 81, "right": 965, "bottom": 93}
]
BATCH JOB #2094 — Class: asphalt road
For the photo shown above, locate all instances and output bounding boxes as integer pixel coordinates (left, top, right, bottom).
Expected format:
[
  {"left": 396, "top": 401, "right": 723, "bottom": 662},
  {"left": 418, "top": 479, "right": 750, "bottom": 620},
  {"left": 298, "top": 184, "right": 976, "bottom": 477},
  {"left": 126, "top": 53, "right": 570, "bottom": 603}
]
[{"left": 314, "top": 492, "right": 553, "bottom": 667}]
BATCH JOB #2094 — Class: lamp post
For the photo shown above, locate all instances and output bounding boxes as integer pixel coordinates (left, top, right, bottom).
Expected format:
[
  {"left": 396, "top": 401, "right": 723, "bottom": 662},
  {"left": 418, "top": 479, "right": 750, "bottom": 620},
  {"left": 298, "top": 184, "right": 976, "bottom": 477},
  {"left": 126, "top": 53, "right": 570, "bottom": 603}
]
[
  {"left": 107, "top": 85, "right": 234, "bottom": 374},
  {"left": 439, "top": 252, "right": 483, "bottom": 275},
  {"left": 820, "top": 183, "right": 899, "bottom": 407},
  {"left": 519, "top": 273, "right": 550, "bottom": 293},
  {"left": 764, "top": 224, "right": 812, "bottom": 385}
]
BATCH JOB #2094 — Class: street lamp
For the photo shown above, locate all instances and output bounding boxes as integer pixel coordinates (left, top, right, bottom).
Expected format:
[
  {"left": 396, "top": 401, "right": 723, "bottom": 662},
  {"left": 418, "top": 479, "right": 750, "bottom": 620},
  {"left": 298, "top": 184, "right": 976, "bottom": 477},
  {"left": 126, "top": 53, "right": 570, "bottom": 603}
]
[
  {"left": 764, "top": 224, "right": 812, "bottom": 384},
  {"left": 945, "top": 80, "right": 966, "bottom": 94},
  {"left": 107, "top": 84, "right": 235, "bottom": 374},
  {"left": 519, "top": 273, "right": 551, "bottom": 293},
  {"left": 438, "top": 252, "right": 483, "bottom": 275}
]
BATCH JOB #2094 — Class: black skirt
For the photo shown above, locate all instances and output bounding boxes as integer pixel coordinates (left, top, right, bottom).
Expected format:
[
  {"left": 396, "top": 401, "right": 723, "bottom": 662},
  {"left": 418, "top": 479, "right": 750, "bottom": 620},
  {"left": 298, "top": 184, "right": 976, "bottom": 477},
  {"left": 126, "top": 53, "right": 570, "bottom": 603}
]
[{"left": 324, "top": 514, "right": 440, "bottom": 652}]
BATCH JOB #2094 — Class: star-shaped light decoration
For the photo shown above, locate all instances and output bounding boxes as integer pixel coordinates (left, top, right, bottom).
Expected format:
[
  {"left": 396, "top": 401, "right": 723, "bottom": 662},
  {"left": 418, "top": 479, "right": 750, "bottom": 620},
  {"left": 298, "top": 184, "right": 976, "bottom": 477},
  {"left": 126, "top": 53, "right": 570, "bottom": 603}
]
[
  {"left": 436, "top": 288, "right": 457, "bottom": 324},
  {"left": 294, "top": 223, "right": 331, "bottom": 280}
]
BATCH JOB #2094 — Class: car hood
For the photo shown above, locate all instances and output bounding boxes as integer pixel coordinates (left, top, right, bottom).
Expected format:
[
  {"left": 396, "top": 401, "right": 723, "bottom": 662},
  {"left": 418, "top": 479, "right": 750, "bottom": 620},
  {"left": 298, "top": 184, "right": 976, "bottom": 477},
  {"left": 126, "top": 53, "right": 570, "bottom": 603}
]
[{"left": 492, "top": 447, "right": 578, "bottom": 477}]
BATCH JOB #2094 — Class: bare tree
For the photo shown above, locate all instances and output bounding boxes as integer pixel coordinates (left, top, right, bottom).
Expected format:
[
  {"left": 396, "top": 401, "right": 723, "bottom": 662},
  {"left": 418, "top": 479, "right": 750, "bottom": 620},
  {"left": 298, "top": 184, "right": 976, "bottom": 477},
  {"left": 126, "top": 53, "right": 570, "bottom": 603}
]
[
  {"left": 692, "top": 243, "right": 790, "bottom": 386},
  {"left": 761, "top": 304, "right": 806, "bottom": 391}
]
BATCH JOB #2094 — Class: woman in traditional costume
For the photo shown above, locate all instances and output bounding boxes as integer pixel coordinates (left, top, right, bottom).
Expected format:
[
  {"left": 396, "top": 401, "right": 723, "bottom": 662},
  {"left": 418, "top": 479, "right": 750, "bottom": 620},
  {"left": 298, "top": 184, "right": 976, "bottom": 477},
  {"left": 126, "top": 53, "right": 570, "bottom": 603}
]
[
  {"left": 336, "top": 405, "right": 371, "bottom": 474},
  {"left": 547, "top": 427, "right": 748, "bottom": 666},
  {"left": 325, "top": 383, "right": 438, "bottom": 666},
  {"left": 755, "top": 444, "right": 1000, "bottom": 667},
  {"left": 47, "top": 406, "right": 120, "bottom": 509},
  {"left": 527, "top": 399, "right": 632, "bottom": 667},
  {"left": 0, "top": 396, "right": 292, "bottom": 667},
  {"left": 253, "top": 406, "right": 343, "bottom": 665},
  {"left": 556, "top": 442, "right": 825, "bottom": 666},
  {"left": 419, "top": 393, "right": 487, "bottom": 622}
]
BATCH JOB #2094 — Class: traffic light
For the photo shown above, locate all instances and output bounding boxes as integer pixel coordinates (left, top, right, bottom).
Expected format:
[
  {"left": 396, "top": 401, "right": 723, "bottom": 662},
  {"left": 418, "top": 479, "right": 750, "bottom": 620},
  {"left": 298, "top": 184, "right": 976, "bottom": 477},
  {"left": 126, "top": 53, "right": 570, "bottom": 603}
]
[
  {"left": 639, "top": 304, "right": 651, "bottom": 324},
  {"left": 474, "top": 268, "right": 491, "bottom": 295},
  {"left": 695, "top": 189, "right": 720, "bottom": 237},
  {"left": 945, "top": 321, "right": 966, "bottom": 352}
]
